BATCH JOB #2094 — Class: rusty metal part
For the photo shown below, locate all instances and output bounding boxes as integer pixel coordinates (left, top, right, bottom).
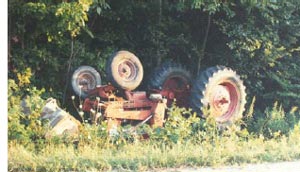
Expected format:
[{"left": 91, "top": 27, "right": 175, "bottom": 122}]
[
  {"left": 210, "top": 82, "right": 239, "bottom": 121},
  {"left": 151, "top": 82, "right": 190, "bottom": 108},
  {"left": 82, "top": 85, "right": 167, "bottom": 131},
  {"left": 86, "top": 84, "right": 116, "bottom": 98},
  {"left": 147, "top": 61, "right": 191, "bottom": 108},
  {"left": 118, "top": 60, "right": 137, "bottom": 81}
]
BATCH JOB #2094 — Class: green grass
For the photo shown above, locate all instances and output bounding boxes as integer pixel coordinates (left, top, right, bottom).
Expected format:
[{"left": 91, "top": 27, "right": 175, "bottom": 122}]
[
  {"left": 8, "top": 125, "right": 300, "bottom": 172},
  {"left": 8, "top": 87, "right": 300, "bottom": 172}
]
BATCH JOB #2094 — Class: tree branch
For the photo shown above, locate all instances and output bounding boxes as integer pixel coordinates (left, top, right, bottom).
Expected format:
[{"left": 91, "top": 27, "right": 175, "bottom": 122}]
[{"left": 197, "top": 13, "right": 211, "bottom": 75}]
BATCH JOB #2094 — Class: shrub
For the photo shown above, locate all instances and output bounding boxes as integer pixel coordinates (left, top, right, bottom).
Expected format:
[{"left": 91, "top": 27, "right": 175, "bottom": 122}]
[
  {"left": 148, "top": 102, "right": 199, "bottom": 144},
  {"left": 245, "top": 101, "right": 299, "bottom": 138},
  {"left": 8, "top": 68, "right": 47, "bottom": 145}
]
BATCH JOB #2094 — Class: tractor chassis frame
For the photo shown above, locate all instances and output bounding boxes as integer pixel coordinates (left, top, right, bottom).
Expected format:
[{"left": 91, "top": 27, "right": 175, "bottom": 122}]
[{"left": 82, "top": 85, "right": 167, "bottom": 131}]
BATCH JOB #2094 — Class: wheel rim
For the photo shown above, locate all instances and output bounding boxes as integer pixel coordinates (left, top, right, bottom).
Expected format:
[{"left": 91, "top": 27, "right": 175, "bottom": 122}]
[
  {"left": 163, "top": 76, "right": 190, "bottom": 107},
  {"left": 208, "top": 81, "right": 238, "bottom": 121},
  {"left": 77, "top": 72, "right": 97, "bottom": 93},
  {"left": 118, "top": 60, "right": 137, "bottom": 81}
]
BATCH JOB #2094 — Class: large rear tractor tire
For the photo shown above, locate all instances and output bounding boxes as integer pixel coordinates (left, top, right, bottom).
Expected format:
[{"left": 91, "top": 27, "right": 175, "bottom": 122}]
[
  {"left": 106, "top": 51, "right": 143, "bottom": 90},
  {"left": 71, "top": 66, "right": 101, "bottom": 98},
  {"left": 148, "top": 61, "right": 191, "bottom": 107},
  {"left": 190, "top": 66, "right": 246, "bottom": 124}
]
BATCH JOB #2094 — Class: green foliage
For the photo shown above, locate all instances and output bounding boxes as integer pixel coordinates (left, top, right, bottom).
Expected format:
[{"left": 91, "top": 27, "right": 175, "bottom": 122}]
[
  {"left": 8, "top": 69, "right": 47, "bottom": 145},
  {"left": 9, "top": 0, "right": 300, "bottom": 111},
  {"left": 90, "top": 0, "right": 110, "bottom": 15},
  {"left": 55, "top": 0, "right": 93, "bottom": 38},
  {"left": 215, "top": 0, "right": 300, "bottom": 108},
  {"left": 149, "top": 104, "right": 199, "bottom": 144},
  {"left": 8, "top": 103, "right": 300, "bottom": 171},
  {"left": 7, "top": 1, "right": 300, "bottom": 169},
  {"left": 262, "top": 58, "right": 300, "bottom": 108},
  {"left": 8, "top": 80, "right": 30, "bottom": 143},
  {"left": 8, "top": 0, "right": 109, "bottom": 105},
  {"left": 7, "top": 76, "right": 300, "bottom": 171},
  {"left": 245, "top": 101, "right": 300, "bottom": 138}
]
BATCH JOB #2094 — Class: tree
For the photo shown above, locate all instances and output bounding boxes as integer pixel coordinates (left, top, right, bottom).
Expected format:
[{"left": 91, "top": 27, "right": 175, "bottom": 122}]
[{"left": 8, "top": 0, "right": 300, "bottom": 112}]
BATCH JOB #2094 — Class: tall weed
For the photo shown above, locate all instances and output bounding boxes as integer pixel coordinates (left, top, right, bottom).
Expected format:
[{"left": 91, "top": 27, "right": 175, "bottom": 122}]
[
  {"left": 246, "top": 101, "right": 299, "bottom": 138},
  {"left": 8, "top": 75, "right": 300, "bottom": 171},
  {"left": 8, "top": 69, "right": 47, "bottom": 145},
  {"left": 148, "top": 103, "right": 199, "bottom": 144}
]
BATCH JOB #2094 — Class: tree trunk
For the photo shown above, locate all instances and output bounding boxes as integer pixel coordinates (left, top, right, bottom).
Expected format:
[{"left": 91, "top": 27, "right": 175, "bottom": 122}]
[
  {"left": 156, "top": 0, "right": 162, "bottom": 66},
  {"left": 63, "top": 39, "right": 75, "bottom": 106},
  {"left": 8, "top": 10, "right": 12, "bottom": 70},
  {"left": 196, "top": 14, "right": 211, "bottom": 75}
]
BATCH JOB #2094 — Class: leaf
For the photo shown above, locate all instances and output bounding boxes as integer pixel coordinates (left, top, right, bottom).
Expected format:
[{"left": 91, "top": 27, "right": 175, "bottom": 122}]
[
  {"left": 97, "top": 7, "right": 101, "bottom": 15},
  {"left": 83, "top": 26, "right": 94, "bottom": 38}
]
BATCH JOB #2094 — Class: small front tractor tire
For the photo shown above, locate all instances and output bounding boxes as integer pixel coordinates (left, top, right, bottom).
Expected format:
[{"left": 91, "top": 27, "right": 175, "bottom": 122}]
[
  {"left": 71, "top": 66, "right": 101, "bottom": 98},
  {"left": 190, "top": 66, "right": 246, "bottom": 124},
  {"left": 106, "top": 51, "right": 143, "bottom": 90}
]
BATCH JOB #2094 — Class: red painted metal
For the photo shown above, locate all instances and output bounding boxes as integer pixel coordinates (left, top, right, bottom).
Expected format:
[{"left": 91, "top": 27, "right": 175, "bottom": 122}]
[
  {"left": 219, "top": 82, "right": 238, "bottom": 121},
  {"left": 208, "top": 82, "right": 238, "bottom": 121},
  {"left": 150, "top": 76, "right": 191, "bottom": 108},
  {"left": 82, "top": 85, "right": 167, "bottom": 130},
  {"left": 82, "top": 98, "right": 98, "bottom": 112},
  {"left": 86, "top": 84, "right": 116, "bottom": 98},
  {"left": 124, "top": 90, "right": 147, "bottom": 100}
]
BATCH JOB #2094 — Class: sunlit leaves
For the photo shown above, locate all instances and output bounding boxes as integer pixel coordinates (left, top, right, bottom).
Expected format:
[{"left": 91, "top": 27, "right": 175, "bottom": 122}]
[
  {"left": 17, "top": 68, "right": 32, "bottom": 87},
  {"left": 91, "top": 0, "right": 110, "bottom": 15},
  {"left": 55, "top": 0, "right": 93, "bottom": 37}
]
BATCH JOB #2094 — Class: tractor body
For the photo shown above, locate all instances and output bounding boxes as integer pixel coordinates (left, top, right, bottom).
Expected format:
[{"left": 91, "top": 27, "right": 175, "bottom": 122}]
[
  {"left": 81, "top": 85, "right": 167, "bottom": 130},
  {"left": 72, "top": 50, "right": 247, "bottom": 130}
]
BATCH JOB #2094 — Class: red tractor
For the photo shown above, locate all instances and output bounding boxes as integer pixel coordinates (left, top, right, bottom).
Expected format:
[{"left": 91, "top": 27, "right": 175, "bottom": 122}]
[{"left": 71, "top": 50, "right": 246, "bottom": 130}]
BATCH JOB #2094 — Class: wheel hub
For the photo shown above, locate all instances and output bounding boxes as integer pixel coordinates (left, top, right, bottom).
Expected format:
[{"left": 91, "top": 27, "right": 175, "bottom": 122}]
[
  {"left": 209, "top": 83, "right": 238, "bottom": 121},
  {"left": 78, "top": 73, "right": 96, "bottom": 92},
  {"left": 211, "top": 85, "right": 230, "bottom": 117},
  {"left": 118, "top": 61, "right": 136, "bottom": 81}
]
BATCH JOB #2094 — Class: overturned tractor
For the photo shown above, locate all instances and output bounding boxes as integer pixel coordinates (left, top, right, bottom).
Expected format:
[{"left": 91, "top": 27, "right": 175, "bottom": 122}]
[{"left": 71, "top": 50, "right": 246, "bottom": 130}]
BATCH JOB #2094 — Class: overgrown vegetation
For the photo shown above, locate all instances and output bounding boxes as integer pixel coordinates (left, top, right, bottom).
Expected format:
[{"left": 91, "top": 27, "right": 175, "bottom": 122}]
[
  {"left": 8, "top": 129, "right": 300, "bottom": 171},
  {"left": 8, "top": 0, "right": 300, "bottom": 109},
  {"left": 8, "top": 76, "right": 300, "bottom": 171},
  {"left": 8, "top": 0, "right": 300, "bottom": 171},
  {"left": 8, "top": 69, "right": 46, "bottom": 146}
]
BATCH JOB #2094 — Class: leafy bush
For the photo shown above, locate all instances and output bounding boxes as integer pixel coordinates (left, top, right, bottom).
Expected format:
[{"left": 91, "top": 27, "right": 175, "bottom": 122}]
[
  {"left": 8, "top": 101, "right": 300, "bottom": 171},
  {"left": 245, "top": 101, "right": 300, "bottom": 138},
  {"left": 7, "top": 1, "right": 300, "bottom": 170},
  {"left": 8, "top": 68, "right": 47, "bottom": 145},
  {"left": 148, "top": 103, "right": 199, "bottom": 144},
  {"left": 8, "top": 68, "right": 300, "bottom": 148},
  {"left": 9, "top": 0, "right": 110, "bottom": 107},
  {"left": 9, "top": 0, "right": 300, "bottom": 113},
  {"left": 7, "top": 76, "right": 300, "bottom": 171},
  {"left": 216, "top": 1, "right": 300, "bottom": 109}
]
